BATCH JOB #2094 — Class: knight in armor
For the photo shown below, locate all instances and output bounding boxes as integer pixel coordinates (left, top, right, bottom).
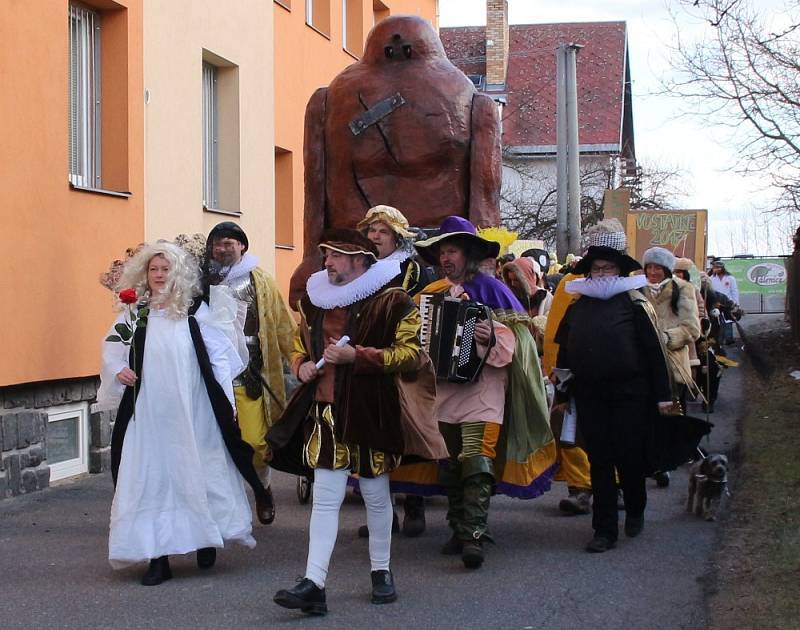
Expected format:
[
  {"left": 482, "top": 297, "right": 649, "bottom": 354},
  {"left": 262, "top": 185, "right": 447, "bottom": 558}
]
[{"left": 204, "top": 222, "right": 296, "bottom": 525}]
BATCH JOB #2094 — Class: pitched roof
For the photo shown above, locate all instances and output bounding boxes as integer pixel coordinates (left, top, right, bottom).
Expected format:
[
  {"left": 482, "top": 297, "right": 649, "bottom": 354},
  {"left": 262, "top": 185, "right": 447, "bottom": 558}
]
[{"left": 440, "top": 22, "right": 631, "bottom": 154}]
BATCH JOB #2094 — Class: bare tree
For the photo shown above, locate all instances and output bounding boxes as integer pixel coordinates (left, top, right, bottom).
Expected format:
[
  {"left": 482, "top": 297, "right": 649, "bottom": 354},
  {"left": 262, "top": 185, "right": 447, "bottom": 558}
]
[
  {"left": 665, "top": 0, "right": 800, "bottom": 214},
  {"left": 623, "top": 160, "right": 690, "bottom": 210},
  {"left": 715, "top": 206, "right": 798, "bottom": 254},
  {"left": 500, "top": 155, "right": 688, "bottom": 248}
]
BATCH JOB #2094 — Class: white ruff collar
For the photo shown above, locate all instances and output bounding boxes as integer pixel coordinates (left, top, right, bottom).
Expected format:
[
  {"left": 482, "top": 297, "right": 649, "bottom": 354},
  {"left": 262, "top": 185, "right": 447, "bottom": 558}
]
[
  {"left": 566, "top": 274, "right": 647, "bottom": 300},
  {"left": 383, "top": 248, "right": 412, "bottom": 263},
  {"left": 307, "top": 259, "right": 401, "bottom": 308},
  {"left": 221, "top": 253, "right": 259, "bottom": 284}
]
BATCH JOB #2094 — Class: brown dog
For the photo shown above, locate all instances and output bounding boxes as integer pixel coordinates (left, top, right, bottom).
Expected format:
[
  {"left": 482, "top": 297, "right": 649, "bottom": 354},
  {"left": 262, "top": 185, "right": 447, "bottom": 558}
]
[{"left": 687, "top": 454, "right": 729, "bottom": 521}]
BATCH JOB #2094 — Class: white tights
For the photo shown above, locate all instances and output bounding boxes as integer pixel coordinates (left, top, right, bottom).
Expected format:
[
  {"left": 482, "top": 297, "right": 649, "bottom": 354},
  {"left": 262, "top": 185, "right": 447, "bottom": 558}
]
[{"left": 305, "top": 468, "right": 392, "bottom": 588}]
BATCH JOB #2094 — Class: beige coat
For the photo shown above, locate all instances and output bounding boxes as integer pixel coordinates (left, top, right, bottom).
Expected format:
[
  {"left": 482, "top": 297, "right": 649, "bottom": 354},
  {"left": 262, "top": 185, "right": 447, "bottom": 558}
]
[{"left": 642, "top": 277, "right": 701, "bottom": 385}]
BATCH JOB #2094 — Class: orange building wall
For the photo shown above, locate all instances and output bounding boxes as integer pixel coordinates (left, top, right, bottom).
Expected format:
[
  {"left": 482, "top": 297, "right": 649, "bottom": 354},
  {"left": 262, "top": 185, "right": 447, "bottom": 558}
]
[
  {"left": 0, "top": 0, "right": 144, "bottom": 386},
  {"left": 273, "top": 0, "right": 438, "bottom": 298}
]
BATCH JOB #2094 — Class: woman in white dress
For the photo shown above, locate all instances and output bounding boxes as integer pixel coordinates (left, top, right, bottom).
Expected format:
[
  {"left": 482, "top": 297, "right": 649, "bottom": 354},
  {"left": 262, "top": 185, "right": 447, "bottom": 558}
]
[{"left": 97, "top": 242, "right": 260, "bottom": 585}]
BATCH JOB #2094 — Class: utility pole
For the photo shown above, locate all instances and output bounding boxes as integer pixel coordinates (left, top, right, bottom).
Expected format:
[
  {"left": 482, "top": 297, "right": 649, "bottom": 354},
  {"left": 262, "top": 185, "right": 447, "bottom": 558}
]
[{"left": 556, "top": 43, "right": 583, "bottom": 261}]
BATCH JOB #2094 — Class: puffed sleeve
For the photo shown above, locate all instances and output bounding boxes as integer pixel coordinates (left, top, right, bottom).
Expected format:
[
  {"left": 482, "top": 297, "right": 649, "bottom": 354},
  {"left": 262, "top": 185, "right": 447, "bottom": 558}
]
[
  {"left": 267, "top": 273, "right": 298, "bottom": 361},
  {"left": 96, "top": 312, "right": 130, "bottom": 410},
  {"left": 290, "top": 328, "right": 310, "bottom": 378},
  {"left": 479, "top": 319, "right": 515, "bottom": 368}
]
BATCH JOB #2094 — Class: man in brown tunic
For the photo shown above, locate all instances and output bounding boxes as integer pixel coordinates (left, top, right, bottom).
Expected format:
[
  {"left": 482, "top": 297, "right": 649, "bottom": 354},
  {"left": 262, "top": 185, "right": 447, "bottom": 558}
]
[{"left": 272, "top": 230, "right": 422, "bottom": 615}]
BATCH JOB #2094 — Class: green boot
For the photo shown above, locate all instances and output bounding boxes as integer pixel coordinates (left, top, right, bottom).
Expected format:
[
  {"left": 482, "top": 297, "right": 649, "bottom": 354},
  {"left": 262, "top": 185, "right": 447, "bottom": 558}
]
[{"left": 459, "top": 470, "right": 495, "bottom": 568}]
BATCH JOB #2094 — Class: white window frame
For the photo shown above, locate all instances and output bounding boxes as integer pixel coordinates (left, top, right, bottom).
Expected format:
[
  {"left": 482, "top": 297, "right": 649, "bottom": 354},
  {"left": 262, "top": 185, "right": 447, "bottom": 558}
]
[
  {"left": 306, "top": 0, "right": 314, "bottom": 26},
  {"left": 202, "top": 61, "right": 219, "bottom": 209},
  {"left": 46, "top": 402, "right": 89, "bottom": 482},
  {"left": 68, "top": 2, "right": 102, "bottom": 188}
]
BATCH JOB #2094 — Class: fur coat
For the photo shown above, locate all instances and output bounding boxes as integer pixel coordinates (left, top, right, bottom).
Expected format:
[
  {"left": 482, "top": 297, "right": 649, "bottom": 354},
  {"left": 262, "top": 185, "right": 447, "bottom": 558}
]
[{"left": 641, "top": 277, "right": 701, "bottom": 385}]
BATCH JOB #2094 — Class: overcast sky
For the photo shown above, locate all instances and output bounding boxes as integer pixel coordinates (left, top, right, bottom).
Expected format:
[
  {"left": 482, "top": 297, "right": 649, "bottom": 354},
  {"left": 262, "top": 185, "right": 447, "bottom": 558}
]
[{"left": 438, "top": 0, "right": 795, "bottom": 256}]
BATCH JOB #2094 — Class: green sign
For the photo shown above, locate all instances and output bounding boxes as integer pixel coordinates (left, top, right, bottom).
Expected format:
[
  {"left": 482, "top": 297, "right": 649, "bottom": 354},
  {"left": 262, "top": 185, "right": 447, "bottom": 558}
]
[{"left": 722, "top": 257, "right": 788, "bottom": 296}]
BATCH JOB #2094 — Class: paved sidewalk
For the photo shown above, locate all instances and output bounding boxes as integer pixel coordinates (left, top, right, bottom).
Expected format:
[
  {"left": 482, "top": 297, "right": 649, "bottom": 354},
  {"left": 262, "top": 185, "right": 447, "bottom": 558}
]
[{"left": 0, "top": 342, "right": 748, "bottom": 630}]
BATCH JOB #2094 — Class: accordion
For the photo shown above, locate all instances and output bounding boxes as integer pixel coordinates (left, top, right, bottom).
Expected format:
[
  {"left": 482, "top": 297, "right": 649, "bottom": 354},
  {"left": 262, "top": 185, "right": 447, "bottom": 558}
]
[{"left": 418, "top": 293, "right": 493, "bottom": 384}]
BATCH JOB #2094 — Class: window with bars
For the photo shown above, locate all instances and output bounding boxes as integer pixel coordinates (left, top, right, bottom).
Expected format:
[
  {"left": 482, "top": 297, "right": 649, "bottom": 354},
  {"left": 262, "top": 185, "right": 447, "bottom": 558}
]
[
  {"left": 202, "top": 62, "right": 219, "bottom": 209},
  {"left": 68, "top": 3, "right": 101, "bottom": 188}
]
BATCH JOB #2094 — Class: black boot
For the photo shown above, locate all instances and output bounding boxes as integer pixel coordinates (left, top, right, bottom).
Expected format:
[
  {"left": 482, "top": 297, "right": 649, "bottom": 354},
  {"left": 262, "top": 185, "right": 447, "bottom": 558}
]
[
  {"left": 461, "top": 539, "right": 484, "bottom": 569},
  {"left": 255, "top": 486, "right": 276, "bottom": 525},
  {"left": 370, "top": 570, "right": 397, "bottom": 604},
  {"left": 653, "top": 471, "right": 671, "bottom": 488},
  {"left": 141, "top": 556, "right": 172, "bottom": 586},
  {"left": 197, "top": 547, "right": 216, "bottom": 569},
  {"left": 274, "top": 578, "right": 327, "bottom": 615},
  {"left": 585, "top": 535, "right": 616, "bottom": 553},
  {"left": 402, "top": 495, "right": 426, "bottom": 537},
  {"left": 625, "top": 512, "right": 645, "bottom": 538}
]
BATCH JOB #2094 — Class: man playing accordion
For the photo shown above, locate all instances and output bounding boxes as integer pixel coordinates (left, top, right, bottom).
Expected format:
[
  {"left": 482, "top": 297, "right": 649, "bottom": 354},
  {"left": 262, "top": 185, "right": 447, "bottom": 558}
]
[{"left": 414, "top": 217, "right": 556, "bottom": 569}]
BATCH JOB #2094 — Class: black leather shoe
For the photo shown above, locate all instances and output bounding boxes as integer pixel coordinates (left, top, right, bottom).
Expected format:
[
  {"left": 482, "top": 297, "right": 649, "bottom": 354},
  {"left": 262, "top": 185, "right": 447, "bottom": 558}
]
[
  {"left": 256, "top": 486, "right": 276, "bottom": 525},
  {"left": 197, "top": 547, "right": 216, "bottom": 568},
  {"left": 274, "top": 578, "right": 327, "bottom": 615},
  {"left": 654, "top": 471, "right": 671, "bottom": 488},
  {"left": 370, "top": 570, "right": 397, "bottom": 604},
  {"left": 402, "top": 495, "right": 426, "bottom": 537},
  {"left": 141, "top": 556, "right": 172, "bottom": 586},
  {"left": 440, "top": 535, "right": 463, "bottom": 555},
  {"left": 585, "top": 536, "right": 616, "bottom": 553},
  {"left": 625, "top": 513, "right": 644, "bottom": 538},
  {"left": 461, "top": 540, "right": 484, "bottom": 569},
  {"left": 358, "top": 511, "right": 399, "bottom": 538}
]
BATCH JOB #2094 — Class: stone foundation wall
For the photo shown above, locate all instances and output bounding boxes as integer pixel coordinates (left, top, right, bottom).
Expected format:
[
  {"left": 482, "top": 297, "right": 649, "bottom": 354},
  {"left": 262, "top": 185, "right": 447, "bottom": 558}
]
[
  {"left": 0, "top": 376, "right": 100, "bottom": 500},
  {"left": 0, "top": 412, "right": 50, "bottom": 498}
]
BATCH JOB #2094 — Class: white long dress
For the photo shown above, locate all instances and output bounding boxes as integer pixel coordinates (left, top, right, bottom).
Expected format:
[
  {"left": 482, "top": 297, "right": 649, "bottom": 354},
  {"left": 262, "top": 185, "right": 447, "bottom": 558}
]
[{"left": 98, "top": 302, "right": 255, "bottom": 569}]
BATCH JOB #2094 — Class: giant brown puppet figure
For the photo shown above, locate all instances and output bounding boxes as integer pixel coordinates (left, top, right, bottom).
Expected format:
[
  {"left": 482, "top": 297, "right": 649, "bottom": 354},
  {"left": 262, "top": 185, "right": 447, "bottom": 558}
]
[{"left": 288, "top": 15, "right": 502, "bottom": 306}]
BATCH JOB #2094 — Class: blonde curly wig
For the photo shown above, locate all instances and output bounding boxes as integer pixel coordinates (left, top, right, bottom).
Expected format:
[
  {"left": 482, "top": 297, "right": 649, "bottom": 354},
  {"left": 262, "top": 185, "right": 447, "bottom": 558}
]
[{"left": 116, "top": 242, "right": 201, "bottom": 318}]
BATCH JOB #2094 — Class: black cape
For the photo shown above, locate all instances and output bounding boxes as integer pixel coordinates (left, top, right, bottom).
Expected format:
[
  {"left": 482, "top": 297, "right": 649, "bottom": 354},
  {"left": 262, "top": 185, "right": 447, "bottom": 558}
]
[{"left": 645, "top": 414, "right": 714, "bottom": 474}]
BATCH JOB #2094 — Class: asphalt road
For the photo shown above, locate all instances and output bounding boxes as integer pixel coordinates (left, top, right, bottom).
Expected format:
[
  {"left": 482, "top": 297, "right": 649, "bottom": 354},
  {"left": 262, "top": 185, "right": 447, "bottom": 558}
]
[{"left": 1, "top": 323, "right": 760, "bottom": 630}]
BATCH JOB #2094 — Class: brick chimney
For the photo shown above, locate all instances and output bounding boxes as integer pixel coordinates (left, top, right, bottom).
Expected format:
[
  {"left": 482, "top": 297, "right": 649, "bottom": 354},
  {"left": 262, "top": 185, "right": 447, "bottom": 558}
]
[{"left": 485, "top": 0, "right": 509, "bottom": 87}]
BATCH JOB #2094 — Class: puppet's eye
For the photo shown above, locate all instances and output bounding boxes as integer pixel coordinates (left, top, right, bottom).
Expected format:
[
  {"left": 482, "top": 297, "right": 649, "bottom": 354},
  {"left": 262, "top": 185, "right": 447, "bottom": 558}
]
[
  {"left": 403, "top": 45, "right": 412, "bottom": 58},
  {"left": 384, "top": 46, "right": 394, "bottom": 58}
]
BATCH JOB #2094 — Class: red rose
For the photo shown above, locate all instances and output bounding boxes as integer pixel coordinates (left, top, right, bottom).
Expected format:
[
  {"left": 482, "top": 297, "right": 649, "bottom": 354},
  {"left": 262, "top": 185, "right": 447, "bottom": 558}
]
[{"left": 119, "top": 288, "right": 138, "bottom": 304}]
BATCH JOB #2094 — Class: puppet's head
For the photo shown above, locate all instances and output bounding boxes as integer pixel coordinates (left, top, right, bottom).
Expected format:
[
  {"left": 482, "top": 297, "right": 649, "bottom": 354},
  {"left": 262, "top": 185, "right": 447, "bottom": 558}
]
[{"left": 363, "top": 15, "right": 446, "bottom": 65}]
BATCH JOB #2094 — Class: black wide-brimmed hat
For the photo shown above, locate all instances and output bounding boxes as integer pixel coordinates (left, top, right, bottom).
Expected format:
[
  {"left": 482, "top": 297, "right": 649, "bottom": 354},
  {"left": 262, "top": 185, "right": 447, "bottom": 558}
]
[
  {"left": 572, "top": 245, "right": 642, "bottom": 276},
  {"left": 414, "top": 216, "right": 501, "bottom": 266}
]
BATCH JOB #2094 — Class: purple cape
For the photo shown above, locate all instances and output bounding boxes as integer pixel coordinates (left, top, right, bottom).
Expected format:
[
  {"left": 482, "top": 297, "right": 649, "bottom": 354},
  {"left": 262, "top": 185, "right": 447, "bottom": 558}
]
[{"left": 463, "top": 273, "right": 525, "bottom": 312}]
